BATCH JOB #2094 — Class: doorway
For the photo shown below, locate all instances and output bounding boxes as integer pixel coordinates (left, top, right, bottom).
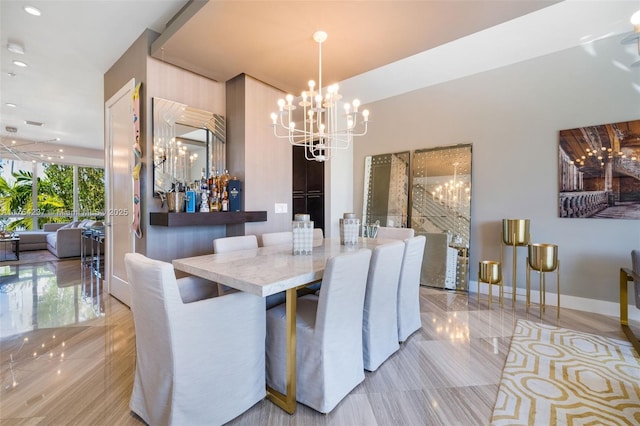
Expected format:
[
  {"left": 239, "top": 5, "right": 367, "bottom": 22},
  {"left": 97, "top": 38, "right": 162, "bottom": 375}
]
[{"left": 292, "top": 145, "right": 324, "bottom": 232}]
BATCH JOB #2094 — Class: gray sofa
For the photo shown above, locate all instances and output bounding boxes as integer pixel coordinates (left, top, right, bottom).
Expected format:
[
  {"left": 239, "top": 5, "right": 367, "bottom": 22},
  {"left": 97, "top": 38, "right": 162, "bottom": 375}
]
[{"left": 16, "top": 220, "right": 102, "bottom": 258}]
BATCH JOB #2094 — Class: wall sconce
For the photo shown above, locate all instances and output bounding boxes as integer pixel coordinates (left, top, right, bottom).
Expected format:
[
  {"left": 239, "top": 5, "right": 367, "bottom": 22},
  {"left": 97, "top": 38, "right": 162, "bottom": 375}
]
[{"left": 622, "top": 9, "right": 640, "bottom": 67}]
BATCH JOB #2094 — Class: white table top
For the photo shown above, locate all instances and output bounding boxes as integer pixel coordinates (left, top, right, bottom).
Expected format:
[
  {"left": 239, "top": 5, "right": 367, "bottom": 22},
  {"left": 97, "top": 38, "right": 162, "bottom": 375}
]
[{"left": 172, "top": 237, "right": 395, "bottom": 297}]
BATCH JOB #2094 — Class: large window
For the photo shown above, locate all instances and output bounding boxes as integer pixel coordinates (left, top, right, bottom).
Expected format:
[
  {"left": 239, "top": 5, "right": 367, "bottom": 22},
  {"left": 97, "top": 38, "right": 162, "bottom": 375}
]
[{"left": 0, "top": 158, "right": 104, "bottom": 230}]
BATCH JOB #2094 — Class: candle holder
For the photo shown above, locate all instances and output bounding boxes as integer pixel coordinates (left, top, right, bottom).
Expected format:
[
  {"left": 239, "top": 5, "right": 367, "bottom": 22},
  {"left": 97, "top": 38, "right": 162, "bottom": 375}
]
[
  {"left": 526, "top": 243, "right": 560, "bottom": 319},
  {"left": 292, "top": 213, "right": 313, "bottom": 255},
  {"left": 339, "top": 213, "right": 359, "bottom": 245},
  {"left": 500, "top": 219, "right": 530, "bottom": 306},
  {"left": 478, "top": 261, "right": 503, "bottom": 308}
]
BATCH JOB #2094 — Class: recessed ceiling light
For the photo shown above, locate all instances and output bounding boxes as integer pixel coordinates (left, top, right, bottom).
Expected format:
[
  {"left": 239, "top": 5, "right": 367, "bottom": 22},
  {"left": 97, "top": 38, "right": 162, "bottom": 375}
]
[
  {"left": 7, "top": 42, "right": 25, "bottom": 55},
  {"left": 25, "top": 120, "right": 43, "bottom": 126},
  {"left": 7, "top": 72, "right": 16, "bottom": 78},
  {"left": 5, "top": 103, "right": 17, "bottom": 108},
  {"left": 12, "top": 60, "right": 27, "bottom": 67},
  {"left": 24, "top": 6, "right": 41, "bottom": 16},
  {"left": 11, "top": 140, "right": 16, "bottom": 144},
  {"left": 5, "top": 126, "right": 18, "bottom": 133}
]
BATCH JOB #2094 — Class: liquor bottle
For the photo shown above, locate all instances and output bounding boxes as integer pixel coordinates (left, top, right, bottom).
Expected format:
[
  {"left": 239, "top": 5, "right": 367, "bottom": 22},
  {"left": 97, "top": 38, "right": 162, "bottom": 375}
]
[{"left": 221, "top": 186, "right": 229, "bottom": 211}]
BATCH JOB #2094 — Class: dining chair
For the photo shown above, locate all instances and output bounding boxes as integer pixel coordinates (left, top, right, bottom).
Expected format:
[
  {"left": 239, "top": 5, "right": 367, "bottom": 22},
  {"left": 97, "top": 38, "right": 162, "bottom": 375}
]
[
  {"left": 261, "top": 231, "right": 293, "bottom": 247},
  {"left": 214, "top": 234, "right": 285, "bottom": 308},
  {"left": 376, "top": 226, "right": 415, "bottom": 240},
  {"left": 213, "top": 235, "right": 258, "bottom": 295},
  {"left": 266, "top": 248, "right": 372, "bottom": 414},
  {"left": 397, "top": 235, "right": 426, "bottom": 342},
  {"left": 124, "top": 253, "right": 265, "bottom": 426},
  {"left": 213, "top": 234, "right": 258, "bottom": 253},
  {"left": 363, "top": 240, "right": 405, "bottom": 371},
  {"left": 313, "top": 228, "right": 324, "bottom": 240}
]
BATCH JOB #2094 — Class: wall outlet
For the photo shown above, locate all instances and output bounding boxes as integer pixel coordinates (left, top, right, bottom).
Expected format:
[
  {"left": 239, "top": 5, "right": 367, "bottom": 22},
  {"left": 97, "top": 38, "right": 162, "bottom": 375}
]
[{"left": 275, "top": 203, "right": 288, "bottom": 214}]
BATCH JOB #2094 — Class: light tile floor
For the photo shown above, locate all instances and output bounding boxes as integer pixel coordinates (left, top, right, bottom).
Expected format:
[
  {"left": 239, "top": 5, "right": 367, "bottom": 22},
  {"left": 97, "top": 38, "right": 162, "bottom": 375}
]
[{"left": 0, "top": 257, "right": 635, "bottom": 425}]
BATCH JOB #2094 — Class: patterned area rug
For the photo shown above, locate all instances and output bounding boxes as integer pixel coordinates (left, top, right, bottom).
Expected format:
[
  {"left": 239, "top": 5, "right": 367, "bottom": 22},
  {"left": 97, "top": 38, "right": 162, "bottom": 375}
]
[{"left": 491, "top": 320, "right": 640, "bottom": 425}]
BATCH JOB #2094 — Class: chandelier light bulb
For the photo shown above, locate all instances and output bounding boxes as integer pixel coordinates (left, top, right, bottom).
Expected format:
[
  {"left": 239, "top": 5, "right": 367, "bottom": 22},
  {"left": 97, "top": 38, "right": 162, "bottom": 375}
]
[
  {"left": 308, "top": 80, "right": 315, "bottom": 90},
  {"left": 631, "top": 9, "right": 640, "bottom": 29},
  {"left": 286, "top": 94, "right": 293, "bottom": 105}
]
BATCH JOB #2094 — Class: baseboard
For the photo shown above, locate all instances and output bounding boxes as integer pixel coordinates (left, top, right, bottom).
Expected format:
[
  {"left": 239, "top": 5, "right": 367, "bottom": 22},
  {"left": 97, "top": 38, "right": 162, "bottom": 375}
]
[{"left": 470, "top": 280, "right": 640, "bottom": 323}]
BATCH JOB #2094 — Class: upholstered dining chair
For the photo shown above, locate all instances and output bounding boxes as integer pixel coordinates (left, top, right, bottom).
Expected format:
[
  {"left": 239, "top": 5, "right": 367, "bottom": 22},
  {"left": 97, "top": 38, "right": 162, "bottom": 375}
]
[
  {"left": 214, "top": 234, "right": 285, "bottom": 308},
  {"left": 266, "top": 249, "right": 372, "bottom": 414},
  {"left": 376, "top": 226, "right": 415, "bottom": 240},
  {"left": 397, "top": 235, "right": 427, "bottom": 342},
  {"left": 261, "top": 231, "right": 293, "bottom": 247},
  {"left": 313, "top": 228, "right": 324, "bottom": 240},
  {"left": 362, "top": 240, "right": 405, "bottom": 371},
  {"left": 213, "top": 235, "right": 258, "bottom": 295},
  {"left": 213, "top": 234, "right": 258, "bottom": 253},
  {"left": 124, "top": 253, "right": 266, "bottom": 426}
]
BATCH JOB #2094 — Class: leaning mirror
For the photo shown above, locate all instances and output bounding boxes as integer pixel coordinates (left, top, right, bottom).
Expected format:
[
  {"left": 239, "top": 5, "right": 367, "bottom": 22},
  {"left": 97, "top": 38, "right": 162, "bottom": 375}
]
[
  {"left": 152, "top": 97, "right": 226, "bottom": 196},
  {"left": 411, "top": 144, "right": 472, "bottom": 291},
  {"left": 362, "top": 151, "right": 410, "bottom": 231}
]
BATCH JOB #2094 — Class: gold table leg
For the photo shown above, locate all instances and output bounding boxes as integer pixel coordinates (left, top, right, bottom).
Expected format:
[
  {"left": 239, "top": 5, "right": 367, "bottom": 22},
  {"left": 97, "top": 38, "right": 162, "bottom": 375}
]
[
  {"left": 266, "top": 287, "right": 297, "bottom": 414},
  {"left": 620, "top": 268, "right": 640, "bottom": 355}
]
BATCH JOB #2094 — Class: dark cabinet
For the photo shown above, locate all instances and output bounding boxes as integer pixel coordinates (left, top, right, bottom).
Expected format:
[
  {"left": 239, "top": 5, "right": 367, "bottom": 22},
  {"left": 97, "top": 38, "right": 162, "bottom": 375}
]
[{"left": 292, "top": 145, "right": 325, "bottom": 232}]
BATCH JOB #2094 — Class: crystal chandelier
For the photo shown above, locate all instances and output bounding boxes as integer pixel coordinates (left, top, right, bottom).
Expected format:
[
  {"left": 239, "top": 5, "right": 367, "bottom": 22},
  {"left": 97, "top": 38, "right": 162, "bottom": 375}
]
[{"left": 270, "top": 30, "right": 370, "bottom": 162}]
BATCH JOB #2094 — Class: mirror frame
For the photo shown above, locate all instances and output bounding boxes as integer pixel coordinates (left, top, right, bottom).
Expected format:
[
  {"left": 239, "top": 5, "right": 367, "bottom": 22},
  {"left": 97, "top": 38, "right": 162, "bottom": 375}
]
[
  {"left": 362, "top": 151, "right": 410, "bottom": 230},
  {"left": 411, "top": 143, "right": 472, "bottom": 291},
  {"left": 152, "top": 97, "right": 226, "bottom": 196}
]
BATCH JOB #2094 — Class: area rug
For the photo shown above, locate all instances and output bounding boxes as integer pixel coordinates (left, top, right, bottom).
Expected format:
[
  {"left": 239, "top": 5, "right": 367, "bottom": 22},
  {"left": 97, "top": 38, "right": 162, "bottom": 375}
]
[{"left": 491, "top": 319, "right": 640, "bottom": 425}]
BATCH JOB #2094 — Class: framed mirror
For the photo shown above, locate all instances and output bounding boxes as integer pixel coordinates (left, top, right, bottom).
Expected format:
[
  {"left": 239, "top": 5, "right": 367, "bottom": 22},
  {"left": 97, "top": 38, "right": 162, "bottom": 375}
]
[
  {"left": 152, "top": 97, "right": 226, "bottom": 196},
  {"left": 411, "top": 144, "right": 472, "bottom": 291},
  {"left": 362, "top": 151, "right": 410, "bottom": 230}
]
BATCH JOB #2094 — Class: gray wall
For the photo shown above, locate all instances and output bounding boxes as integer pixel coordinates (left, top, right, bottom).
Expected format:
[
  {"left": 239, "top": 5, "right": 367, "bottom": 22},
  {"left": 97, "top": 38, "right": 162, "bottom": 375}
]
[{"left": 354, "top": 33, "right": 640, "bottom": 308}]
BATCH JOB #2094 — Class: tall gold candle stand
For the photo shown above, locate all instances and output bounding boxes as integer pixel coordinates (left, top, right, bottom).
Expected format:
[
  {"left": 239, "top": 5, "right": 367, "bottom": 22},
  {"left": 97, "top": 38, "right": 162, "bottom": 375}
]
[
  {"left": 526, "top": 243, "right": 560, "bottom": 319},
  {"left": 500, "top": 219, "right": 530, "bottom": 307},
  {"left": 478, "top": 261, "right": 503, "bottom": 309}
]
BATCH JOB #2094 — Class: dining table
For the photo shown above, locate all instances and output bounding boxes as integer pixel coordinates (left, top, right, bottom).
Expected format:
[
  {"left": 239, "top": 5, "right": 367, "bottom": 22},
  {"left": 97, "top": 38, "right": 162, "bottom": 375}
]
[{"left": 172, "top": 237, "right": 394, "bottom": 414}]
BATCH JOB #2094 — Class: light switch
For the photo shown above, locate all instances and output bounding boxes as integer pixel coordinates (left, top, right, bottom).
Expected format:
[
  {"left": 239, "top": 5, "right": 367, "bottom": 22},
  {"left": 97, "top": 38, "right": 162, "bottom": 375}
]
[{"left": 275, "top": 203, "right": 288, "bottom": 214}]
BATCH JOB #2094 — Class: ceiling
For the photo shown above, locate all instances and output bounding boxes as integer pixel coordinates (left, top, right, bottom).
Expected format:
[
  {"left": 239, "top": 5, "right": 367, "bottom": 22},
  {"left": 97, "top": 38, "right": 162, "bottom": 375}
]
[{"left": 1, "top": 0, "right": 638, "bottom": 167}]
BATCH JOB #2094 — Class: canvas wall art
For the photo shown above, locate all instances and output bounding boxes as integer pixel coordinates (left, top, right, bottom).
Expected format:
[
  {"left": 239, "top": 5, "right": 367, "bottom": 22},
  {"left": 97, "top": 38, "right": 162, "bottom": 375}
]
[{"left": 558, "top": 119, "right": 640, "bottom": 219}]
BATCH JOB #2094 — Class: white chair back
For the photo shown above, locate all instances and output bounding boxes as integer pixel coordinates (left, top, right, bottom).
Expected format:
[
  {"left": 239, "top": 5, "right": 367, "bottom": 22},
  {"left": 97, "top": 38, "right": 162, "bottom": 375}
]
[
  {"left": 376, "top": 226, "right": 415, "bottom": 240},
  {"left": 313, "top": 228, "right": 324, "bottom": 240},
  {"left": 213, "top": 235, "right": 258, "bottom": 253},
  {"left": 261, "top": 231, "right": 293, "bottom": 247},
  {"left": 124, "top": 253, "right": 266, "bottom": 425},
  {"left": 397, "top": 235, "right": 426, "bottom": 342},
  {"left": 362, "top": 241, "right": 404, "bottom": 371}
]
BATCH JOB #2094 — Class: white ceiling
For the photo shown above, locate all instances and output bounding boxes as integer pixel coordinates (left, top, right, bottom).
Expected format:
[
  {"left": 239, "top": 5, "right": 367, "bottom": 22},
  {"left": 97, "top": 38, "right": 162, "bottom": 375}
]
[{"left": 0, "top": 0, "right": 638, "bottom": 167}]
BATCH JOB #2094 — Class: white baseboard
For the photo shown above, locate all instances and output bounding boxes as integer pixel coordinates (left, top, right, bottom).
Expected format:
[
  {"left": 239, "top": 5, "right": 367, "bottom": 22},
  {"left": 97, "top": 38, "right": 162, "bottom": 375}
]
[{"left": 470, "top": 280, "right": 640, "bottom": 323}]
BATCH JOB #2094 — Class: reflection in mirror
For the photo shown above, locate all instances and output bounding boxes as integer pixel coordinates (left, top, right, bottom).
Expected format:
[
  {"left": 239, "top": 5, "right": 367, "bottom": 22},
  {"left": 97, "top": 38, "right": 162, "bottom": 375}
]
[
  {"left": 152, "top": 97, "right": 226, "bottom": 196},
  {"left": 362, "top": 151, "right": 410, "bottom": 231},
  {"left": 411, "top": 144, "right": 472, "bottom": 291}
]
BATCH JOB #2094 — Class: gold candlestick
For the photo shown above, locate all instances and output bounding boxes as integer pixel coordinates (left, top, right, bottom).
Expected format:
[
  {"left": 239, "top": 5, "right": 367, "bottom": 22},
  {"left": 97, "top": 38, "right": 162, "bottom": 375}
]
[{"left": 500, "top": 219, "right": 530, "bottom": 306}]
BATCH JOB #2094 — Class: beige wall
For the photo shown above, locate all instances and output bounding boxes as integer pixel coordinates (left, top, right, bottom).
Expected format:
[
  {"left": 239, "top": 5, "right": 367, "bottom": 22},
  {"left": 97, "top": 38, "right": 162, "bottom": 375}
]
[
  {"left": 105, "top": 30, "right": 228, "bottom": 263},
  {"left": 227, "top": 74, "right": 292, "bottom": 238},
  {"left": 354, "top": 34, "right": 640, "bottom": 311}
]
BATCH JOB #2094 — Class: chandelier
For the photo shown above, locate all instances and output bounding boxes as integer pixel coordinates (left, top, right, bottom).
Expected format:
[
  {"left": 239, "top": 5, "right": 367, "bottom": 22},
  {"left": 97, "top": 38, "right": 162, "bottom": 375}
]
[
  {"left": 270, "top": 30, "right": 369, "bottom": 162},
  {"left": 622, "top": 9, "right": 640, "bottom": 67}
]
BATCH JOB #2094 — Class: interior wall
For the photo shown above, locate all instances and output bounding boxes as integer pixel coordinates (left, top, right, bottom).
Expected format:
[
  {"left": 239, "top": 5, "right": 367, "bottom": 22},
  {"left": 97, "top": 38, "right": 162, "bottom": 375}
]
[
  {"left": 106, "top": 30, "right": 227, "bottom": 263},
  {"left": 232, "top": 75, "right": 292, "bottom": 237},
  {"left": 354, "top": 34, "right": 640, "bottom": 306},
  {"left": 145, "top": 36, "right": 227, "bottom": 262}
]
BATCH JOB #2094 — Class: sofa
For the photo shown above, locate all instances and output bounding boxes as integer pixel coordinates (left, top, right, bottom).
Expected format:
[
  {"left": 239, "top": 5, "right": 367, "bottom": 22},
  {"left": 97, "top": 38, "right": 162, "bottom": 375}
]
[{"left": 16, "top": 220, "right": 102, "bottom": 259}]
